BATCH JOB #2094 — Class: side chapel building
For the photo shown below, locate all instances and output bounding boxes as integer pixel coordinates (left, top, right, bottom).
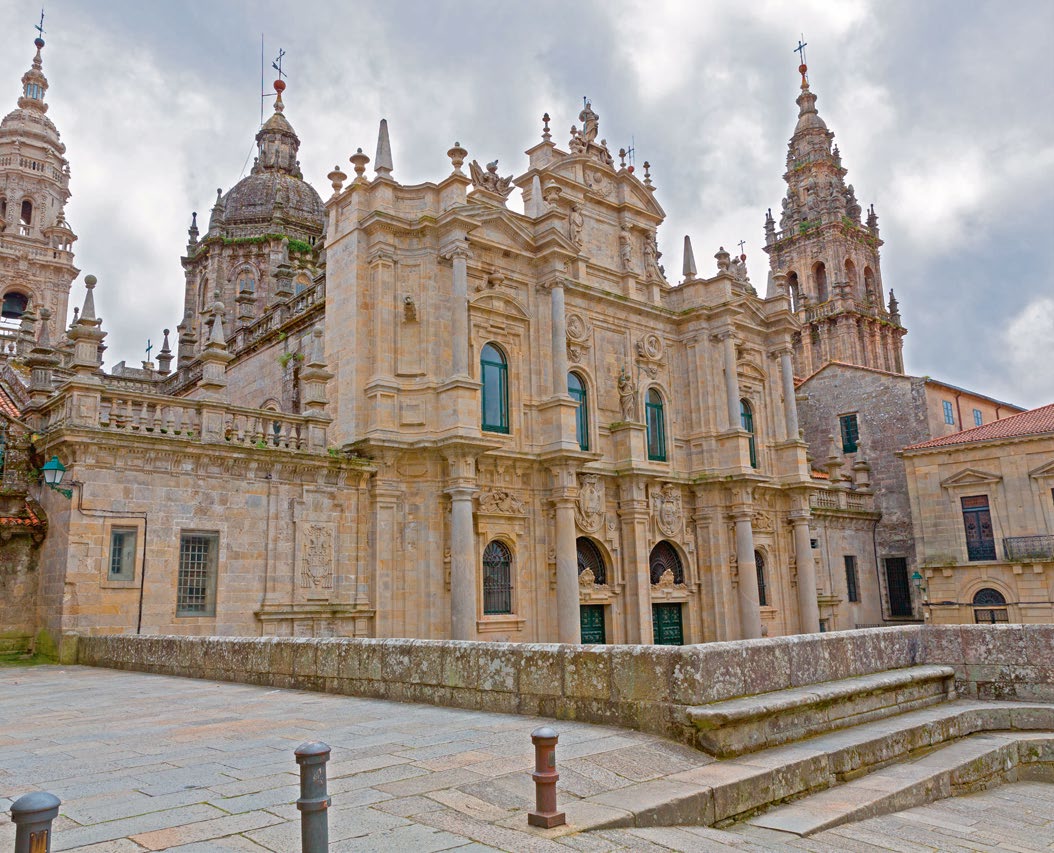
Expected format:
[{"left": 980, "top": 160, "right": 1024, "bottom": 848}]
[{"left": 6, "top": 36, "right": 991, "bottom": 650}]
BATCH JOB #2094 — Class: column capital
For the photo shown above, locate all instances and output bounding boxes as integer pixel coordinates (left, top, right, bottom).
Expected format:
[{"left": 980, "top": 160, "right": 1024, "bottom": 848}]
[
  {"left": 440, "top": 239, "right": 472, "bottom": 262},
  {"left": 711, "top": 328, "right": 737, "bottom": 344},
  {"left": 444, "top": 484, "right": 478, "bottom": 501}
]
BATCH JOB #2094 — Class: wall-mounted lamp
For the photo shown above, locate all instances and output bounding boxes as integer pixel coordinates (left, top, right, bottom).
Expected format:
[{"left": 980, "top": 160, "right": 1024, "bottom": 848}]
[{"left": 41, "top": 455, "right": 72, "bottom": 500}]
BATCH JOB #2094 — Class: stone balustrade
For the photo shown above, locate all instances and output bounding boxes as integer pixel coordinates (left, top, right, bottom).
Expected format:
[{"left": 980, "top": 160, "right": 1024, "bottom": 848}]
[{"left": 72, "top": 625, "right": 1054, "bottom": 749}]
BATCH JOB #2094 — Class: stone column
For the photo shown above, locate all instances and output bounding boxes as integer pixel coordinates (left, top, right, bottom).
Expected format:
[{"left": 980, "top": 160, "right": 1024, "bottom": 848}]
[
  {"left": 447, "top": 486, "right": 476, "bottom": 640},
  {"left": 550, "top": 280, "right": 569, "bottom": 397},
  {"left": 779, "top": 349, "right": 799, "bottom": 439},
  {"left": 721, "top": 330, "right": 740, "bottom": 430},
  {"left": 450, "top": 244, "right": 470, "bottom": 377},
  {"left": 733, "top": 510, "right": 762, "bottom": 639},
  {"left": 791, "top": 510, "right": 820, "bottom": 634},
  {"left": 554, "top": 498, "right": 579, "bottom": 643}
]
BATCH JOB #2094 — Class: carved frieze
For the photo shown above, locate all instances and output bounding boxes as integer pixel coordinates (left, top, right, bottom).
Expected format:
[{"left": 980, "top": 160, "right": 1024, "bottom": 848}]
[{"left": 478, "top": 488, "right": 526, "bottom": 514}]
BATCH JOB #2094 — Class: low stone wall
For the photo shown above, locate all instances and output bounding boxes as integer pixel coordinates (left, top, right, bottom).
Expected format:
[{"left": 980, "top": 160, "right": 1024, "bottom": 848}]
[{"left": 73, "top": 625, "right": 1054, "bottom": 746}]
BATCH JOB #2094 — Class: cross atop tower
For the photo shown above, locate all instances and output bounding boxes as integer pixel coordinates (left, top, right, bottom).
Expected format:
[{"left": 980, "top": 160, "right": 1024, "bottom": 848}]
[
  {"left": 794, "top": 36, "right": 807, "bottom": 65},
  {"left": 271, "top": 48, "right": 287, "bottom": 81},
  {"left": 35, "top": 8, "right": 46, "bottom": 41}
]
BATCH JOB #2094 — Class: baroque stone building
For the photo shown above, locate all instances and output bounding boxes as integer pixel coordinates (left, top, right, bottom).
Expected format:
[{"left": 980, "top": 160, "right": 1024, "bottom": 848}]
[{"left": 6, "top": 41, "right": 903, "bottom": 649}]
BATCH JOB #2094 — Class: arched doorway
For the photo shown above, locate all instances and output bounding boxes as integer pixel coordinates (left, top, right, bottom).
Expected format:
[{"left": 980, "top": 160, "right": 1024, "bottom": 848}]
[
  {"left": 577, "top": 537, "right": 608, "bottom": 644},
  {"left": 649, "top": 541, "right": 685, "bottom": 645}
]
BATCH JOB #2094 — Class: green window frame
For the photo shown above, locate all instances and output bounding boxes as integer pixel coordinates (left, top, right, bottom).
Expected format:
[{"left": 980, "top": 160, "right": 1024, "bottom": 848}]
[
  {"left": 839, "top": 413, "right": 859, "bottom": 453},
  {"left": 568, "top": 371, "right": 589, "bottom": 451},
  {"left": 645, "top": 389, "right": 666, "bottom": 461},
  {"left": 176, "top": 532, "right": 219, "bottom": 616},
  {"left": 480, "top": 343, "right": 509, "bottom": 434},
  {"left": 741, "top": 399, "right": 757, "bottom": 468},
  {"left": 108, "top": 527, "right": 137, "bottom": 581}
]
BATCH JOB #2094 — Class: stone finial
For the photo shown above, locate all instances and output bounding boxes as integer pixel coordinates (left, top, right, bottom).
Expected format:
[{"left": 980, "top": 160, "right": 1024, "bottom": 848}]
[
  {"left": 826, "top": 433, "right": 847, "bottom": 486},
  {"left": 888, "top": 289, "right": 901, "bottom": 323},
  {"left": 682, "top": 235, "right": 697, "bottom": 280},
  {"left": 447, "top": 141, "right": 467, "bottom": 173},
  {"left": 375, "top": 118, "right": 393, "bottom": 177},
  {"left": 157, "top": 328, "right": 173, "bottom": 375},
  {"left": 541, "top": 113, "right": 551, "bottom": 143},
  {"left": 208, "top": 302, "right": 227, "bottom": 347},
  {"left": 715, "top": 246, "right": 730, "bottom": 273},
  {"left": 618, "top": 148, "right": 627, "bottom": 169},
  {"left": 79, "top": 275, "right": 98, "bottom": 323},
  {"left": 769, "top": 270, "right": 788, "bottom": 299},
  {"left": 327, "top": 165, "right": 347, "bottom": 194},
  {"left": 187, "top": 211, "right": 199, "bottom": 245},
  {"left": 349, "top": 147, "right": 370, "bottom": 179},
  {"left": 642, "top": 161, "right": 653, "bottom": 189},
  {"left": 36, "top": 307, "right": 52, "bottom": 347}
]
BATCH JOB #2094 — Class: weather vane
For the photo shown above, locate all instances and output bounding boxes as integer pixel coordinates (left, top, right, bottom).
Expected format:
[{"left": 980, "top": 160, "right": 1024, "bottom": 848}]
[
  {"left": 145, "top": 339, "right": 153, "bottom": 360},
  {"left": 35, "top": 8, "right": 45, "bottom": 40},
  {"left": 271, "top": 48, "right": 287, "bottom": 81}
]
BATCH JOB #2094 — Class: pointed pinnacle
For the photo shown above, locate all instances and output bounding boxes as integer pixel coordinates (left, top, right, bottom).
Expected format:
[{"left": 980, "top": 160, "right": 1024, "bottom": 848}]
[
  {"left": 682, "top": 235, "right": 697, "bottom": 279},
  {"left": 375, "top": 118, "right": 393, "bottom": 176}
]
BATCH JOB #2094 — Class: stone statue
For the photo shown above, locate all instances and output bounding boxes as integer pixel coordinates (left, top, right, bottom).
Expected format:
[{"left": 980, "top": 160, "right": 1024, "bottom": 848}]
[
  {"left": 618, "top": 366, "right": 637, "bottom": 420},
  {"left": 619, "top": 225, "right": 633, "bottom": 272},
  {"left": 579, "top": 101, "right": 599, "bottom": 145},
  {"left": 780, "top": 196, "right": 794, "bottom": 230},
  {"left": 643, "top": 230, "right": 663, "bottom": 281},
  {"left": 468, "top": 159, "right": 514, "bottom": 199},
  {"left": 569, "top": 204, "right": 584, "bottom": 247}
]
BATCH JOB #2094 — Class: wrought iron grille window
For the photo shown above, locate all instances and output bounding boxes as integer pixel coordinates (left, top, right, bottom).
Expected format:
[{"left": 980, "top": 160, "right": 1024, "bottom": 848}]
[
  {"left": 482, "top": 540, "right": 512, "bottom": 614},
  {"left": 177, "top": 532, "right": 218, "bottom": 616},
  {"left": 754, "top": 550, "right": 768, "bottom": 607},
  {"left": 973, "top": 589, "right": 1009, "bottom": 624},
  {"left": 844, "top": 554, "right": 859, "bottom": 602},
  {"left": 480, "top": 343, "right": 509, "bottom": 434},
  {"left": 741, "top": 399, "right": 758, "bottom": 468},
  {"left": 568, "top": 372, "right": 589, "bottom": 451},
  {"left": 649, "top": 540, "right": 683, "bottom": 585},
  {"left": 884, "top": 557, "right": 913, "bottom": 617},
  {"left": 839, "top": 413, "right": 859, "bottom": 454},
  {"left": 108, "top": 528, "right": 137, "bottom": 581},
  {"left": 645, "top": 389, "right": 666, "bottom": 461},
  {"left": 576, "top": 537, "right": 606, "bottom": 585},
  {"left": 961, "top": 495, "right": 996, "bottom": 561}
]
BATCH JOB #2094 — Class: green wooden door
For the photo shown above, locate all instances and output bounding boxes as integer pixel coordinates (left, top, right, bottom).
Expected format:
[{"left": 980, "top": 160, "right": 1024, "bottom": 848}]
[
  {"left": 580, "top": 605, "right": 606, "bottom": 644},
  {"left": 652, "top": 603, "right": 684, "bottom": 645}
]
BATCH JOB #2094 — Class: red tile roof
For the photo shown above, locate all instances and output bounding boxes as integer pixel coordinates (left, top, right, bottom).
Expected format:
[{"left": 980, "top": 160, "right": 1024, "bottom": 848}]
[
  {"left": 905, "top": 402, "right": 1054, "bottom": 450},
  {"left": 0, "top": 384, "right": 20, "bottom": 420}
]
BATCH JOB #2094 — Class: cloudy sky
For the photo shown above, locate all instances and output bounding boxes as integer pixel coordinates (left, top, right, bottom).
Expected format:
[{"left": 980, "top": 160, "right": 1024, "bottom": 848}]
[{"left": 2, "top": 0, "right": 1052, "bottom": 406}]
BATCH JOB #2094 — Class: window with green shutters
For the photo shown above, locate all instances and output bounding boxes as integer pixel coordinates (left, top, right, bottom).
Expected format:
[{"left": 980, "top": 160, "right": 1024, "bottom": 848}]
[
  {"left": 741, "top": 399, "right": 757, "bottom": 468},
  {"left": 568, "top": 371, "right": 589, "bottom": 451},
  {"left": 645, "top": 389, "right": 666, "bottom": 461},
  {"left": 839, "top": 413, "right": 859, "bottom": 453},
  {"left": 480, "top": 343, "right": 509, "bottom": 434}
]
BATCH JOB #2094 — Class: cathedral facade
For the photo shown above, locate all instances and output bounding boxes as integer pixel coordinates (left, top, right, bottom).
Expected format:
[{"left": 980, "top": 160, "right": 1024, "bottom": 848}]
[{"left": 6, "top": 39, "right": 897, "bottom": 649}]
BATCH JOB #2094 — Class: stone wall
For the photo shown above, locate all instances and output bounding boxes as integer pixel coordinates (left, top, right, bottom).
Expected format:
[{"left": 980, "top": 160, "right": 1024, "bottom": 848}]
[
  {"left": 0, "top": 537, "right": 40, "bottom": 653},
  {"left": 74, "top": 625, "right": 1054, "bottom": 746}
]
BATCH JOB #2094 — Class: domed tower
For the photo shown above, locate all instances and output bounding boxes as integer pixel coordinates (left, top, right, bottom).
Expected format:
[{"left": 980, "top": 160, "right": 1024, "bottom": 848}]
[
  {"left": 763, "top": 60, "right": 905, "bottom": 377},
  {"left": 0, "top": 32, "right": 78, "bottom": 335},
  {"left": 177, "top": 78, "right": 325, "bottom": 365}
]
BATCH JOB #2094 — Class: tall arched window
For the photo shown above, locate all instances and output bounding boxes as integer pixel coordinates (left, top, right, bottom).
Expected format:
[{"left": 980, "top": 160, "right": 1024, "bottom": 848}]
[
  {"left": 480, "top": 343, "right": 509, "bottom": 434},
  {"left": 2, "top": 292, "right": 28, "bottom": 321},
  {"left": 740, "top": 399, "right": 757, "bottom": 468},
  {"left": 482, "top": 540, "right": 513, "bottom": 614},
  {"left": 237, "top": 271, "right": 256, "bottom": 294},
  {"left": 568, "top": 371, "right": 589, "bottom": 451},
  {"left": 755, "top": 550, "right": 768, "bottom": 607},
  {"left": 645, "top": 389, "right": 666, "bottom": 461},
  {"left": 19, "top": 200, "right": 32, "bottom": 236},
  {"left": 814, "top": 262, "right": 828, "bottom": 303},
  {"left": 649, "top": 541, "right": 684, "bottom": 585},
  {"left": 864, "top": 266, "right": 876, "bottom": 303},
  {"left": 787, "top": 271, "right": 801, "bottom": 312},
  {"left": 576, "top": 537, "right": 606, "bottom": 585}
]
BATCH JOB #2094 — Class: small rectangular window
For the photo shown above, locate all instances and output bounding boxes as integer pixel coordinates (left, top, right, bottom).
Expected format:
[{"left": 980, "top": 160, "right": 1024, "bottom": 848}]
[
  {"left": 108, "top": 528, "right": 137, "bottom": 581},
  {"left": 839, "top": 413, "right": 859, "bottom": 453},
  {"left": 973, "top": 408, "right": 983, "bottom": 427},
  {"left": 844, "top": 555, "right": 860, "bottom": 603},
  {"left": 943, "top": 400, "right": 955, "bottom": 425},
  {"left": 177, "top": 532, "right": 219, "bottom": 616}
]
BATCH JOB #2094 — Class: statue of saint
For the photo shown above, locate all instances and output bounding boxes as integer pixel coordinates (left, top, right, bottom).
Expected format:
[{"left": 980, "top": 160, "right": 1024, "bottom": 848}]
[
  {"left": 579, "top": 101, "right": 599, "bottom": 145},
  {"left": 569, "top": 204, "right": 584, "bottom": 247},
  {"left": 618, "top": 366, "right": 637, "bottom": 421},
  {"left": 619, "top": 225, "right": 633, "bottom": 272}
]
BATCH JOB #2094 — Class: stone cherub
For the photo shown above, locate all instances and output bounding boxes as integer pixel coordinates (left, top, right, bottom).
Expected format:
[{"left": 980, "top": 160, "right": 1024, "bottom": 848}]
[{"left": 469, "top": 159, "right": 514, "bottom": 199}]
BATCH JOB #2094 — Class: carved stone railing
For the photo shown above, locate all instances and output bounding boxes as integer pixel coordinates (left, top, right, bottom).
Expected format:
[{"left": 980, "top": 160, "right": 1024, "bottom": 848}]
[
  {"left": 1003, "top": 535, "right": 1054, "bottom": 563},
  {"left": 810, "top": 490, "right": 874, "bottom": 513},
  {"left": 810, "top": 491, "right": 839, "bottom": 509}
]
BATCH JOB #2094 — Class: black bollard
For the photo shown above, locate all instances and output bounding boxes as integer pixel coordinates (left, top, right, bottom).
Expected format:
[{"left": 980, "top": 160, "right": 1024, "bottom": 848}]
[
  {"left": 11, "top": 791, "right": 61, "bottom": 853},
  {"left": 294, "top": 741, "right": 331, "bottom": 852}
]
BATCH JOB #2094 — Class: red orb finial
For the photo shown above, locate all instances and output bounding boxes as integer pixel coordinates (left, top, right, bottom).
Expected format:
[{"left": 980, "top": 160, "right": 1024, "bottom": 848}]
[
  {"left": 799, "top": 63, "right": 807, "bottom": 75},
  {"left": 274, "top": 79, "right": 286, "bottom": 94},
  {"left": 740, "top": 253, "right": 747, "bottom": 262}
]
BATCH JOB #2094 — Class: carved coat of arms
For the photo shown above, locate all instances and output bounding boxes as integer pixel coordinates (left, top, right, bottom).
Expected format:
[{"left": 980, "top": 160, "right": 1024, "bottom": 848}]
[
  {"left": 654, "top": 483, "right": 683, "bottom": 537},
  {"left": 301, "top": 523, "right": 334, "bottom": 589},
  {"left": 575, "top": 474, "right": 605, "bottom": 533}
]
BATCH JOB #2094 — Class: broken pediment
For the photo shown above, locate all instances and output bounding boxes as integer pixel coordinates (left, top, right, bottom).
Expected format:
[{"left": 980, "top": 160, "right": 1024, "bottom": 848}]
[{"left": 1028, "top": 459, "right": 1054, "bottom": 480}]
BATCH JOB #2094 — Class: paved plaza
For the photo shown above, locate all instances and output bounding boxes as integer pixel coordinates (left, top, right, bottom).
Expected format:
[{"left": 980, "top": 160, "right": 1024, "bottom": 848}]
[{"left": 2, "top": 666, "right": 1053, "bottom": 852}]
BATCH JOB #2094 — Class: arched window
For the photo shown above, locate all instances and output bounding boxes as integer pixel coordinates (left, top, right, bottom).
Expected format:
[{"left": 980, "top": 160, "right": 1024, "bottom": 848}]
[
  {"left": 755, "top": 550, "right": 768, "bottom": 607},
  {"left": 576, "top": 537, "right": 606, "bottom": 585},
  {"left": 568, "top": 371, "right": 589, "bottom": 451},
  {"left": 482, "top": 540, "right": 513, "bottom": 614},
  {"left": 645, "top": 389, "right": 666, "bottom": 461},
  {"left": 814, "top": 262, "right": 828, "bottom": 303},
  {"left": 480, "top": 343, "right": 509, "bottom": 433},
  {"left": 787, "top": 271, "right": 801, "bottom": 312},
  {"left": 294, "top": 274, "right": 311, "bottom": 295},
  {"left": 740, "top": 399, "right": 758, "bottom": 468},
  {"left": 19, "top": 200, "right": 32, "bottom": 236},
  {"left": 649, "top": 541, "right": 684, "bottom": 585},
  {"left": 844, "top": 259, "right": 858, "bottom": 296},
  {"left": 237, "top": 271, "right": 256, "bottom": 294},
  {"left": 2, "top": 292, "right": 29, "bottom": 321},
  {"left": 0, "top": 197, "right": 7, "bottom": 226},
  {"left": 972, "top": 587, "right": 1008, "bottom": 624},
  {"left": 863, "top": 266, "right": 876, "bottom": 303}
]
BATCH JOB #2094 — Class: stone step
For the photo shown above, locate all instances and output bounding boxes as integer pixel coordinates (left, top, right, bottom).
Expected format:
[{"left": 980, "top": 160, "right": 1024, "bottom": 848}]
[
  {"left": 746, "top": 730, "right": 1054, "bottom": 837},
  {"left": 686, "top": 664, "right": 956, "bottom": 757},
  {"left": 576, "top": 699, "right": 1054, "bottom": 833}
]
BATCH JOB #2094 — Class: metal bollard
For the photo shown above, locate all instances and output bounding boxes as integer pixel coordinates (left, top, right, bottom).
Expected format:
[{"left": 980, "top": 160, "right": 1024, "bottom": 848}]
[
  {"left": 11, "top": 791, "right": 61, "bottom": 853},
  {"left": 527, "top": 726, "right": 565, "bottom": 828},
  {"left": 294, "top": 741, "right": 331, "bottom": 853}
]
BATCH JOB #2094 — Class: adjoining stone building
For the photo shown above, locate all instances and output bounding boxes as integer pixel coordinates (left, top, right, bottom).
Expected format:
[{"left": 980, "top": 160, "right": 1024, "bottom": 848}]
[
  {"left": 901, "top": 403, "right": 1054, "bottom": 625},
  {"left": 2, "top": 39, "right": 916, "bottom": 648}
]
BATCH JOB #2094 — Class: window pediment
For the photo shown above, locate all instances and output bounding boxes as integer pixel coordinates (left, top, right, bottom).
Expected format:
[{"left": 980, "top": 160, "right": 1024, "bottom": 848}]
[
  {"left": 1028, "top": 459, "right": 1054, "bottom": 480},
  {"left": 940, "top": 468, "right": 1003, "bottom": 489}
]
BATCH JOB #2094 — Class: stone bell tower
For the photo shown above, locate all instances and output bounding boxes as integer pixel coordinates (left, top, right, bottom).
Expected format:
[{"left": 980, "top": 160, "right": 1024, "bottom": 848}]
[
  {"left": 0, "top": 31, "right": 78, "bottom": 332},
  {"left": 763, "top": 59, "right": 905, "bottom": 378}
]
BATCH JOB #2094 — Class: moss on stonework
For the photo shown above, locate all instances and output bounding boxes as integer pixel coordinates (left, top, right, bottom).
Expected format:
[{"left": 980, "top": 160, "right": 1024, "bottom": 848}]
[{"left": 214, "top": 234, "right": 316, "bottom": 255}]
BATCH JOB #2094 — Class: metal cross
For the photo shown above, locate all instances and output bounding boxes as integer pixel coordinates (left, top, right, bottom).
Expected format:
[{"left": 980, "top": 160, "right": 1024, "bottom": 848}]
[
  {"left": 35, "top": 8, "right": 45, "bottom": 39},
  {"left": 272, "top": 48, "right": 287, "bottom": 81},
  {"left": 627, "top": 137, "right": 635, "bottom": 166},
  {"left": 145, "top": 339, "right": 152, "bottom": 360},
  {"left": 794, "top": 36, "right": 807, "bottom": 64},
  {"left": 738, "top": 239, "right": 747, "bottom": 255}
]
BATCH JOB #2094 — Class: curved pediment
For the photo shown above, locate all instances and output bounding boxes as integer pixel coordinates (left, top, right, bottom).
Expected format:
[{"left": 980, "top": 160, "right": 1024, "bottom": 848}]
[{"left": 469, "top": 290, "right": 531, "bottom": 320}]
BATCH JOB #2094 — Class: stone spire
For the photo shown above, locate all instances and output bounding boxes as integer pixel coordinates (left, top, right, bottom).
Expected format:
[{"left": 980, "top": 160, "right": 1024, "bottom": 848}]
[
  {"left": 682, "top": 235, "right": 697, "bottom": 280},
  {"left": 375, "top": 118, "right": 394, "bottom": 177},
  {"left": 18, "top": 36, "right": 49, "bottom": 114},
  {"left": 253, "top": 78, "right": 302, "bottom": 177}
]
